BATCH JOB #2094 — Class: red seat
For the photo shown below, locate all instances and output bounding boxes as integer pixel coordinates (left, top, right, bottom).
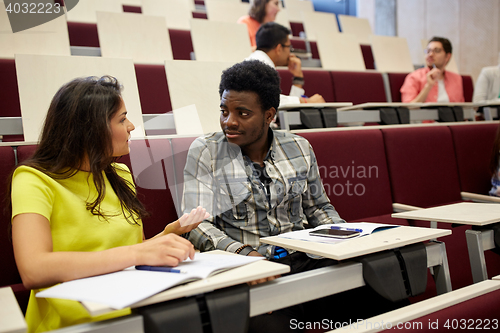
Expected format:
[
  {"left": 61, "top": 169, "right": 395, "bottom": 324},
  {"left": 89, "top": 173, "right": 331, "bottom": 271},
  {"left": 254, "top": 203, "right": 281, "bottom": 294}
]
[
  {"left": 119, "top": 139, "right": 179, "bottom": 239},
  {"left": 0, "top": 146, "right": 21, "bottom": 288},
  {"left": 387, "top": 72, "right": 410, "bottom": 103},
  {"left": 330, "top": 71, "right": 387, "bottom": 104},
  {"left": 67, "top": 22, "right": 100, "bottom": 47},
  {"left": 122, "top": 5, "right": 142, "bottom": 13},
  {"left": 290, "top": 39, "right": 320, "bottom": 60},
  {"left": 276, "top": 69, "right": 335, "bottom": 102},
  {"left": 0, "top": 59, "right": 24, "bottom": 141},
  {"left": 169, "top": 29, "right": 194, "bottom": 60},
  {"left": 289, "top": 22, "right": 304, "bottom": 37},
  {"left": 360, "top": 44, "right": 375, "bottom": 70},
  {"left": 298, "top": 129, "right": 394, "bottom": 222},
  {"left": 134, "top": 64, "right": 172, "bottom": 114},
  {"left": 461, "top": 75, "right": 474, "bottom": 102},
  {"left": 449, "top": 123, "right": 498, "bottom": 195}
]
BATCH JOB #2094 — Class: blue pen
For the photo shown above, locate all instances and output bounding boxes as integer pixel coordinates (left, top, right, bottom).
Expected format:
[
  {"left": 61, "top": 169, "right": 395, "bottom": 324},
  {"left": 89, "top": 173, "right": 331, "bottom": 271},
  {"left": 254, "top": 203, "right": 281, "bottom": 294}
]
[
  {"left": 135, "top": 265, "right": 185, "bottom": 273},
  {"left": 330, "top": 226, "right": 363, "bottom": 233}
]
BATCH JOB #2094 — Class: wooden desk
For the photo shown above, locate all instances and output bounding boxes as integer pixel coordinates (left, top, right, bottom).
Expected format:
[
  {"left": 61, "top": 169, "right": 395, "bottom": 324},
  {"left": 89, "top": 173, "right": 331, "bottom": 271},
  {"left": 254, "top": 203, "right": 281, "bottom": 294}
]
[
  {"left": 392, "top": 202, "right": 500, "bottom": 283},
  {"left": 82, "top": 250, "right": 289, "bottom": 316},
  {"left": 261, "top": 226, "right": 452, "bottom": 297},
  {"left": 261, "top": 226, "right": 450, "bottom": 261}
]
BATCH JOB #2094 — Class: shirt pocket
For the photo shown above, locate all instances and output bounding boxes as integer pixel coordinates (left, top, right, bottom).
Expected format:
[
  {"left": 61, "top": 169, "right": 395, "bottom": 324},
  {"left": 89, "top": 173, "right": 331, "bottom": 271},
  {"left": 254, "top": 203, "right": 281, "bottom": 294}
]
[
  {"left": 286, "top": 176, "right": 307, "bottom": 218},
  {"left": 217, "top": 178, "right": 254, "bottom": 226}
]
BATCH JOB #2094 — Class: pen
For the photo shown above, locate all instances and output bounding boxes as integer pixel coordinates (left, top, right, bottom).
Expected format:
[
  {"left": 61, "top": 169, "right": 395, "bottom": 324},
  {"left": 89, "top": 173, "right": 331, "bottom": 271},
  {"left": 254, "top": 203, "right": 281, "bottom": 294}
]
[
  {"left": 330, "top": 226, "right": 363, "bottom": 233},
  {"left": 135, "top": 265, "right": 186, "bottom": 273}
]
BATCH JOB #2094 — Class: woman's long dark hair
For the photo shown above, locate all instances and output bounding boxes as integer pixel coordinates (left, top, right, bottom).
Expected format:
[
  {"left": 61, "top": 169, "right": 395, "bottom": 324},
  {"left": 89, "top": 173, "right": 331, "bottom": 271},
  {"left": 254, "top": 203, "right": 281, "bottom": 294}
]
[{"left": 9, "top": 76, "right": 148, "bottom": 225}]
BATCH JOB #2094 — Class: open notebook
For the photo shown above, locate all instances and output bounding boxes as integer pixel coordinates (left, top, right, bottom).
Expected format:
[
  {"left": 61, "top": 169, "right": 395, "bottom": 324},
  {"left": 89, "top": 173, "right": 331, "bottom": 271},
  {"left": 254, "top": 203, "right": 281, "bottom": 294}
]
[
  {"left": 277, "top": 222, "right": 399, "bottom": 245},
  {"left": 36, "top": 253, "right": 264, "bottom": 309}
]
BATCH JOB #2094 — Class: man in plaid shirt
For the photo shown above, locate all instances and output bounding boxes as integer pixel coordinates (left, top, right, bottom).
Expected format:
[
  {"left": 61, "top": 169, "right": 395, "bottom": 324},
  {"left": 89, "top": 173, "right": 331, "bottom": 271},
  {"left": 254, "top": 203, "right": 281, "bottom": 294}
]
[{"left": 182, "top": 60, "right": 344, "bottom": 260}]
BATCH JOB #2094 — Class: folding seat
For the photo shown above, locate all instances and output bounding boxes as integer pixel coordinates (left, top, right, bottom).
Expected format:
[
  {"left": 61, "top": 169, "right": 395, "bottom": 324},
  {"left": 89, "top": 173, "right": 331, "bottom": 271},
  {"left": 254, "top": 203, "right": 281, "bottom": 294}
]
[
  {"left": 135, "top": 64, "right": 173, "bottom": 114},
  {"left": 118, "top": 139, "right": 179, "bottom": 239},
  {"left": 0, "top": 59, "right": 23, "bottom": 141},
  {"left": 289, "top": 39, "right": 320, "bottom": 60},
  {"left": 169, "top": 29, "right": 195, "bottom": 60},
  {"left": 461, "top": 75, "right": 474, "bottom": 102},
  {"left": 330, "top": 71, "right": 387, "bottom": 104},
  {"left": 386, "top": 72, "right": 410, "bottom": 102},
  {"left": 289, "top": 22, "right": 304, "bottom": 37},
  {"left": 276, "top": 68, "right": 336, "bottom": 102},
  {"left": 360, "top": 44, "right": 375, "bottom": 70},
  {"left": 67, "top": 22, "right": 100, "bottom": 47}
]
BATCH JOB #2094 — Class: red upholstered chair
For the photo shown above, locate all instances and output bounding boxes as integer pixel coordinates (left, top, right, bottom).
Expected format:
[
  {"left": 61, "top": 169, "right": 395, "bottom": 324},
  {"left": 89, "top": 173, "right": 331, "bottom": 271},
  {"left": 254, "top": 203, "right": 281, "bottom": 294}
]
[
  {"left": 0, "top": 59, "right": 24, "bottom": 141},
  {"left": 16, "top": 145, "right": 37, "bottom": 164},
  {"left": 290, "top": 39, "right": 320, "bottom": 59},
  {"left": 360, "top": 44, "right": 375, "bottom": 70},
  {"left": 386, "top": 72, "right": 410, "bottom": 103},
  {"left": 297, "top": 130, "right": 396, "bottom": 223},
  {"left": 118, "top": 139, "right": 179, "bottom": 239},
  {"left": 382, "top": 126, "right": 462, "bottom": 208},
  {"left": 67, "top": 22, "right": 100, "bottom": 47},
  {"left": 461, "top": 75, "right": 474, "bottom": 102},
  {"left": 123, "top": 5, "right": 142, "bottom": 13},
  {"left": 169, "top": 136, "right": 198, "bottom": 216},
  {"left": 0, "top": 146, "right": 21, "bottom": 288},
  {"left": 449, "top": 122, "right": 498, "bottom": 195},
  {"left": 134, "top": 64, "right": 172, "bottom": 114},
  {"left": 276, "top": 69, "right": 335, "bottom": 102},
  {"left": 192, "top": 12, "right": 207, "bottom": 19},
  {"left": 169, "top": 29, "right": 195, "bottom": 60},
  {"left": 289, "top": 22, "right": 304, "bottom": 37},
  {"left": 330, "top": 71, "right": 387, "bottom": 104}
]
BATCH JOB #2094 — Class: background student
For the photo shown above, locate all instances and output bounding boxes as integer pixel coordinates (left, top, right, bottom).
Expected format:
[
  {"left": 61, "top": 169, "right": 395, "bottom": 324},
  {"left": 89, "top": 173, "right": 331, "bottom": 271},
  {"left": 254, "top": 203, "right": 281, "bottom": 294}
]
[
  {"left": 238, "top": 0, "right": 281, "bottom": 49},
  {"left": 9, "top": 75, "right": 208, "bottom": 332}
]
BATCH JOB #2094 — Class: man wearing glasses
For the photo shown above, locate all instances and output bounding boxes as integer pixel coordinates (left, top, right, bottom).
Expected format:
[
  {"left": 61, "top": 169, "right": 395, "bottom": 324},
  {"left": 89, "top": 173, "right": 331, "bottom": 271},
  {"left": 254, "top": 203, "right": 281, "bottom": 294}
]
[
  {"left": 246, "top": 22, "right": 325, "bottom": 105},
  {"left": 401, "top": 36, "right": 464, "bottom": 103}
]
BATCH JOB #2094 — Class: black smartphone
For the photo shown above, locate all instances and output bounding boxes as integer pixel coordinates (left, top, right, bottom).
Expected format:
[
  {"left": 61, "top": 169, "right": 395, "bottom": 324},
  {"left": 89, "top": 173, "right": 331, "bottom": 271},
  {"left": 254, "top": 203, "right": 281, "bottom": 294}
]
[{"left": 309, "top": 229, "right": 360, "bottom": 239}]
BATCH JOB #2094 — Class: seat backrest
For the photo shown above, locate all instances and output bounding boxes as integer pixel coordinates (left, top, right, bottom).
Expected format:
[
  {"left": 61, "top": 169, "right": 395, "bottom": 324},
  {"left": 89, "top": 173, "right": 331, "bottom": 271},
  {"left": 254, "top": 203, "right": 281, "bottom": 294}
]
[
  {"left": 0, "top": 146, "right": 21, "bottom": 287},
  {"left": 298, "top": 129, "right": 393, "bottom": 221},
  {"left": 169, "top": 29, "right": 194, "bottom": 60},
  {"left": 67, "top": 22, "right": 100, "bottom": 47},
  {"left": 302, "top": 70, "right": 336, "bottom": 102},
  {"left": 461, "top": 75, "right": 474, "bottom": 102},
  {"left": 118, "top": 139, "right": 179, "bottom": 239},
  {"left": 330, "top": 71, "right": 387, "bottom": 104},
  {"left": 134, "top": 64, "right": 172, "bottom": 114},
  {"left": 360, "top": 44, "right": 375, "bottom": 70},
  {"left": 449, "top": 123, "right": 498, "bottom": 194},
  {"left": 387, "top": 72, "right": 410, "bottom": 103},
  {"left": 170, "top": 136, "right": 198, "bottom": 215},
  {"left": 289, "top": 39, "right": 320, "bottom": 60},
  {"left": 382, "top": 126, "right": 462, "bottom": 207},
  {"left": 0, "top": 59, "right": 21, "bottom": 118}
]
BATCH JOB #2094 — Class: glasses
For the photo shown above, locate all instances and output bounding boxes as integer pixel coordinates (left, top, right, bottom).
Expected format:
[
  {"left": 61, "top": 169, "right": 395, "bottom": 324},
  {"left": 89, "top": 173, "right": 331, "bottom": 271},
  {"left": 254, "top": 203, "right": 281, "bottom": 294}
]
[
  {"left": 281, "top": 44, "right": 294, "bottom": 52},
  {"left": 424, "top": 47, "right": 443, "bottom": 54}
]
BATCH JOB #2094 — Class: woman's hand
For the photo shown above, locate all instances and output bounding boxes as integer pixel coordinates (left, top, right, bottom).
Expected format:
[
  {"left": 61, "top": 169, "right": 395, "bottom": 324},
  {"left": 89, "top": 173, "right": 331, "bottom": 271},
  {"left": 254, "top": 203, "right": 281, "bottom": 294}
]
[
  {"left": 162, "top": 206, "right": 210, "bottom": 236},
  {"left": 132, "top": 233, "right": 196, "bottom": 266}
]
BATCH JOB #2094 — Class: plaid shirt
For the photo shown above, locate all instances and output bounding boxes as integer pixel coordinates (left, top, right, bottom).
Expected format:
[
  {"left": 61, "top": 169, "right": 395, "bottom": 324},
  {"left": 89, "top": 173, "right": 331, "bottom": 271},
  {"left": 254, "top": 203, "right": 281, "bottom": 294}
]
[{"left": 183, "top": 130, "right": 344, "bottom": 258}]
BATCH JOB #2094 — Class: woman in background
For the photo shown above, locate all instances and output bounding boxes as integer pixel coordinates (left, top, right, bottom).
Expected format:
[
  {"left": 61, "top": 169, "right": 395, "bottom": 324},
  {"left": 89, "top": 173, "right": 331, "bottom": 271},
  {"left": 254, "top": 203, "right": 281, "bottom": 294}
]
[
  {"left": 238, "top": 0, "right": 281, "bottom": 48},
  {"left": 10, "top": 76, "right": 208, "bottom": 332}
]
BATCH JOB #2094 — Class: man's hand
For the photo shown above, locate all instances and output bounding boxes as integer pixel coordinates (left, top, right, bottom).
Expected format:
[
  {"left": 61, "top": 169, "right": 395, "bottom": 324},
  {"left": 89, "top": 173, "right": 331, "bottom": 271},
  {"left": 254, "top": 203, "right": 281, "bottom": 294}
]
[
  {"left": 301, "top": 94, "right": 325, "bottom": 104},
  {"left": 426, "top": 67, "right": 443, "bottom": 86},
  {"left": 288, "top": 54, "right": 303, "bottom": 78}
]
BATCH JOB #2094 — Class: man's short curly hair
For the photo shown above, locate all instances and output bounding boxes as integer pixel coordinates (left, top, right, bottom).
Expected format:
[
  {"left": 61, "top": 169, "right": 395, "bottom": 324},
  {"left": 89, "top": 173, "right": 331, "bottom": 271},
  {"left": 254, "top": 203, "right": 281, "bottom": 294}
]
[{"left": 219, "top": 60, "right": 281, "bottom": 112}]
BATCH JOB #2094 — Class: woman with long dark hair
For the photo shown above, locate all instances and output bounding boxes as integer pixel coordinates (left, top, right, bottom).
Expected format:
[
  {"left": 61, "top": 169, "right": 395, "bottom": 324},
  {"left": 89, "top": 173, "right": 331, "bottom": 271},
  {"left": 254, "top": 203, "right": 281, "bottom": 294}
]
[{"left": 9, "top": 76, "right": 208, "bottom": 332}]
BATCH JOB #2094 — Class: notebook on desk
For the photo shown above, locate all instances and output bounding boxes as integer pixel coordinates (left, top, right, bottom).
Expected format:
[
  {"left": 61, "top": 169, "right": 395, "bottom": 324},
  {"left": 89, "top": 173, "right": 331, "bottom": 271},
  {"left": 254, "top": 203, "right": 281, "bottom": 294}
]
[{"left": 36, "top": 253, "right": 264, "bottom": 310}]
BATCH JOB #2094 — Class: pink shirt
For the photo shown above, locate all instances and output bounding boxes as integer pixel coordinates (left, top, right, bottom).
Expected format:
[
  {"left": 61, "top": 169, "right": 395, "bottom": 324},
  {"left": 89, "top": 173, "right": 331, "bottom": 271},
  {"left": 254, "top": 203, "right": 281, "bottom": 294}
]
[
  {"left": 237, "top": 15, "right": 261, "bottom": 48},
  {"left": 400, "top": 67, "right": 464, "bottom": 103}
]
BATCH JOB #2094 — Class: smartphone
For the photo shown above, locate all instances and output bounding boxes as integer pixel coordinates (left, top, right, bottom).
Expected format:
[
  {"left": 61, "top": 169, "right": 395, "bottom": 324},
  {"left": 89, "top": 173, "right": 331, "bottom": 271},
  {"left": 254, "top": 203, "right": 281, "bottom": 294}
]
[{"left": 309, "top": 228, "right": 360, "bottom": 239}]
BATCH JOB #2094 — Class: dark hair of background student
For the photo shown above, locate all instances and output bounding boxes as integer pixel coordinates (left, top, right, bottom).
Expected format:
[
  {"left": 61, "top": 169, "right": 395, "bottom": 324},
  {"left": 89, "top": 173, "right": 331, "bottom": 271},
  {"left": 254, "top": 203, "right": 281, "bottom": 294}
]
[
  {"left": 7, "top": 76, "right": 148, "bottom": 225},
  {"left": 428, "top": 36, "right": 453, "bottom": 54},
  {"left": 219, "top": 60, "right": 281, "bottom": 112},
  {"left": 255, "top": 22, "right": 290, "bottom": 52}
]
